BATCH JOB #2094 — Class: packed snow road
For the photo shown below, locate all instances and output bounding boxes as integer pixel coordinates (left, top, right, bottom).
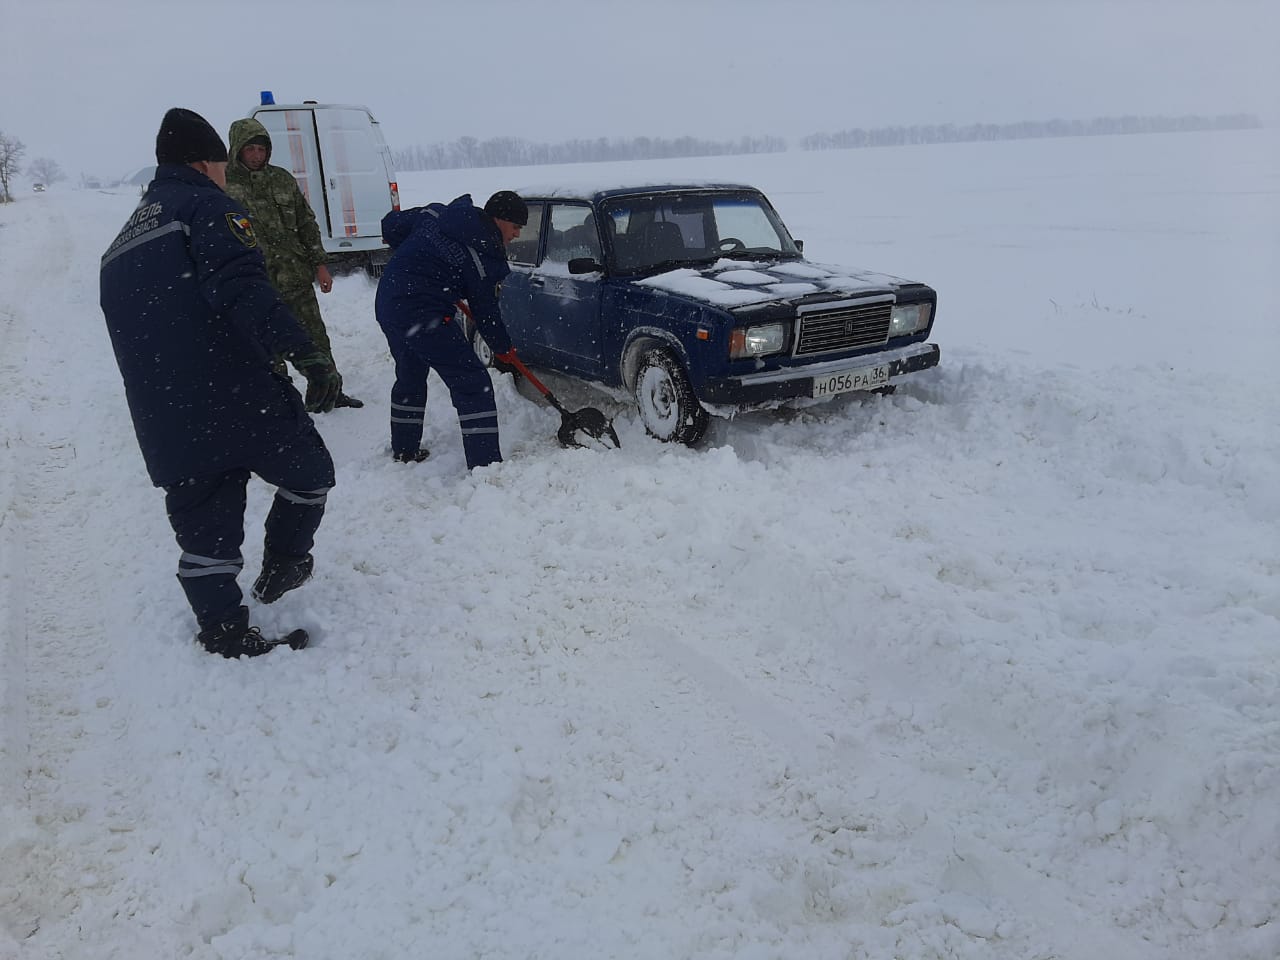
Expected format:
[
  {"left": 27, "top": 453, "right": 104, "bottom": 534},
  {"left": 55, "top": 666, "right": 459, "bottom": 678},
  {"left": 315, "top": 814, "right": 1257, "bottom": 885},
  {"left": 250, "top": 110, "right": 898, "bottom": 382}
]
[{"left": 1, "top": 130, "right": 1278, "bottom": 959}]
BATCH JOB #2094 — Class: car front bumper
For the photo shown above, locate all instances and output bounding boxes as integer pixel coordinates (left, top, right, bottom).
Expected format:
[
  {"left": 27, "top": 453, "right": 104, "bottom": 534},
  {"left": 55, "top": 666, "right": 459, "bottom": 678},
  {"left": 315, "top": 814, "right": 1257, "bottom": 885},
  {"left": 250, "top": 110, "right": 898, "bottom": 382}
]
[{"left": 700, "top": 341, "right": 940, "bottom": 405}]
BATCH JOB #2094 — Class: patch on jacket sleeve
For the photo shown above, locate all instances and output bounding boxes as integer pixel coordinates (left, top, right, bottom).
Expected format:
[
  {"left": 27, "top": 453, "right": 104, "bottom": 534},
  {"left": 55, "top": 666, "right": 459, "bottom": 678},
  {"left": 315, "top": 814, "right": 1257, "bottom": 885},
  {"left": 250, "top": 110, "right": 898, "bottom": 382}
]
[{"left": 225, "top": 213, "right": 258, "bottom": 248}]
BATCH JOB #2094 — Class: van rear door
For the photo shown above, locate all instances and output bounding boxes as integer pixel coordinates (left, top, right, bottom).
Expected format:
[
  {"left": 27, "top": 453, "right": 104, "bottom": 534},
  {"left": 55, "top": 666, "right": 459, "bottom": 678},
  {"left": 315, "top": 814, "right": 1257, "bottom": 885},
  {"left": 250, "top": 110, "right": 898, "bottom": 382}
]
[
  {"left": 314, "top": 107, "right": 393, "bottom": 243},
  {"left": 249, "top": 99, "right": 398, "bottom": 271},
  {"left": 253, "top": 108, "right": 327, "bottom": 229}
]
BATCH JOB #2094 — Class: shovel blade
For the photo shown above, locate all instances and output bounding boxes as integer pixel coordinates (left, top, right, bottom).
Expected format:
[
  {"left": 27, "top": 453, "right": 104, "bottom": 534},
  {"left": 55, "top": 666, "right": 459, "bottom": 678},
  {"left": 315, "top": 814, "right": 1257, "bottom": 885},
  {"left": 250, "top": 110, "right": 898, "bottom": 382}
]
[{"left": 557, "top": 407, "right": 620, "bottom": 449}]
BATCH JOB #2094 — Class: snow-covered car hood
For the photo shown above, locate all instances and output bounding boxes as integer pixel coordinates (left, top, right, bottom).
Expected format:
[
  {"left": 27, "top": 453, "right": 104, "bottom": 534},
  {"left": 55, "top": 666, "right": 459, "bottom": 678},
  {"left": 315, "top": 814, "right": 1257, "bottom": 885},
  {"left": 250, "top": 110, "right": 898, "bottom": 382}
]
[{"left": 633, "top": 258, "right": 914, "bottom": 309}]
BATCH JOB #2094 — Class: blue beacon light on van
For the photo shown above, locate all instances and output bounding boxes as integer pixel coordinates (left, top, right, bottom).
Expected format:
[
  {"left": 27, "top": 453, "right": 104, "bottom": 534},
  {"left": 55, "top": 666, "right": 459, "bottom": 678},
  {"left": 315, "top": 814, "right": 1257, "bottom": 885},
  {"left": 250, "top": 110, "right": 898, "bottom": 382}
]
[{"left": 260, "top": 91, "right": 275, "bottom": 105}]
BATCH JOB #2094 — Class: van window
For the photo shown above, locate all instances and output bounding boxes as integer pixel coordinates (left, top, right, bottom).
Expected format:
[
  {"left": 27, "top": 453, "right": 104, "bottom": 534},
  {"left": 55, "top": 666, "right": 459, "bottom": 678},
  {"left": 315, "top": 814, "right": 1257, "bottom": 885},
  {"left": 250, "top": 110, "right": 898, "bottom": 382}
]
[{"left": 320, "top": 109, "right": 384, "bottom": 176}]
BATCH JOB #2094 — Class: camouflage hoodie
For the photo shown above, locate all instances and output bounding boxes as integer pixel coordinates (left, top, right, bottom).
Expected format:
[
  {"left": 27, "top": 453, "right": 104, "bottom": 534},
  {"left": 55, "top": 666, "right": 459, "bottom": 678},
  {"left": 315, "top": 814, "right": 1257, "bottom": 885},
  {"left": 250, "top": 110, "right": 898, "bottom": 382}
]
[{"left": 225, "top": 117, "right": 327, "bottom": 290}]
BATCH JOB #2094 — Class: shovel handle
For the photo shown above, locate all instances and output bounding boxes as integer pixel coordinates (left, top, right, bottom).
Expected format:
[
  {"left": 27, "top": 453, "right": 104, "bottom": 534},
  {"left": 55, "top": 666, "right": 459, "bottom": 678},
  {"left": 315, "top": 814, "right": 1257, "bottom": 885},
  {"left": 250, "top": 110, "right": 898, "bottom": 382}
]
[
  {"left": 455, "top": 300, "right": 565, "bottom": 413},
  {"left": 504, "top": 353, "right": 558, "bottom": 405}
]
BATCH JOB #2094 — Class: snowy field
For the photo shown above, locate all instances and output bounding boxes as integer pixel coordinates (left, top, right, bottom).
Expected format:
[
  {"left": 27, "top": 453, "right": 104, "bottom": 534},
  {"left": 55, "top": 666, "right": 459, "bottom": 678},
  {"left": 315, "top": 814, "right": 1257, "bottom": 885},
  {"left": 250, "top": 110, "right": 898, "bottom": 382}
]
[{"left": 1, "top": 128, "right": 1278, "bottom": 960}]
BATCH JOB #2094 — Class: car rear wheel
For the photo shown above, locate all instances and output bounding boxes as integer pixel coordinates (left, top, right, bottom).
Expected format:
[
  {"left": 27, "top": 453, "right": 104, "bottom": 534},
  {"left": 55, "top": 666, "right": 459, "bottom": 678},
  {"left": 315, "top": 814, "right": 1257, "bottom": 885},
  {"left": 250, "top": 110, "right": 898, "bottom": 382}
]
[
  {"left": 469, "top": 323, "right": 493, "bottom": 367},
  {"left": 633, "top": 347, "right": 708, "bottom": 445}
]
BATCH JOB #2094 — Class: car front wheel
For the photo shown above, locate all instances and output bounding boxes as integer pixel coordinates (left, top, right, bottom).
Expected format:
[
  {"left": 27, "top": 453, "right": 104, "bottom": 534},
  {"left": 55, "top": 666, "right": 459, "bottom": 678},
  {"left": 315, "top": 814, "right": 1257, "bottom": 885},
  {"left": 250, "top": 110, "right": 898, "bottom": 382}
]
[{"left": 633, "top": 347, "right": 709, "bottom": 445}]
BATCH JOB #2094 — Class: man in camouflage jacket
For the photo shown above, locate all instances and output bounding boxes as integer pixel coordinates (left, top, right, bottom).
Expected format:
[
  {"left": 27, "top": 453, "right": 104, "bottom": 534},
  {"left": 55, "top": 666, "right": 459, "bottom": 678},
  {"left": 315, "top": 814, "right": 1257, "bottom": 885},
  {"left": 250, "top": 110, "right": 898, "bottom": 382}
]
[{"left": 225, "top": 117, "right": 362, "bottom": 409}]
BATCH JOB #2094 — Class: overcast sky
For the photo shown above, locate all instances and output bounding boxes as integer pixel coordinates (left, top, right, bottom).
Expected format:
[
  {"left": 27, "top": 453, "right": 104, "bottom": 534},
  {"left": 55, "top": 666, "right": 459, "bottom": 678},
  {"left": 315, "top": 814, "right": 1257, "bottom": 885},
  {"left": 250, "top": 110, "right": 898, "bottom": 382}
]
[{"left": 2, "top": 0, "right": 1275, "bottom": 179}]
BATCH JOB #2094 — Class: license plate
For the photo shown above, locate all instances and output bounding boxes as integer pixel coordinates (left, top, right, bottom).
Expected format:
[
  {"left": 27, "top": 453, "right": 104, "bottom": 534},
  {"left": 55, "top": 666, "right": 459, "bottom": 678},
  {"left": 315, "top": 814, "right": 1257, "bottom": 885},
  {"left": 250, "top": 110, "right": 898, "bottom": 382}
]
[{"left": 811, "top": 363, "right": 890, "bottom": 398}]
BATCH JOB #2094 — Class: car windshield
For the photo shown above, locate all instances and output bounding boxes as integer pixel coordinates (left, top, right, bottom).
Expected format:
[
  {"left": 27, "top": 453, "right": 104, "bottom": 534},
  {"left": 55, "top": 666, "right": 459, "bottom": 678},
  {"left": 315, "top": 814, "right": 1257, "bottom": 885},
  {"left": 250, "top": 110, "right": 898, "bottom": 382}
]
[{"left": 602, "top": 192, "right": 800, "bottom": 275}]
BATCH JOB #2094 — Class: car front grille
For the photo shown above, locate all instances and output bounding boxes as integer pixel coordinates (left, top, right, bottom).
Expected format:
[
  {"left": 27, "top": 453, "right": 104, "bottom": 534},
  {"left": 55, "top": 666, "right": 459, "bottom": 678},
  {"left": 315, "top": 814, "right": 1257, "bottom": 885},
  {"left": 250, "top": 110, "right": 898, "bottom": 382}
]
[{"left": 795, "top": 301, "right": 893, "bottom": 356}]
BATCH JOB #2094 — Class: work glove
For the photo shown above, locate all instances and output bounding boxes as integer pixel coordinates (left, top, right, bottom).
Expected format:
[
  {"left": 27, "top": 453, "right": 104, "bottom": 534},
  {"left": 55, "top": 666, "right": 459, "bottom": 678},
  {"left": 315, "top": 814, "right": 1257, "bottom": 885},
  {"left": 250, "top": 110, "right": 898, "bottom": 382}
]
[
  {"left": 492, "top": 348, "right": 520, "bottom": 377},
  {"left": 292, "top": 351, "right": 341, "bottom": 413}
]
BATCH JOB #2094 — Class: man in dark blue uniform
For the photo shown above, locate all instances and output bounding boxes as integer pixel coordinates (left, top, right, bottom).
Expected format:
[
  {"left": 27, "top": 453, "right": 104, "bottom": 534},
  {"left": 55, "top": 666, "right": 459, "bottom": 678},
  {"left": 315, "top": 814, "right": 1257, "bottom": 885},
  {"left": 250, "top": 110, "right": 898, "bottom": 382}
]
[
  {"left": 99, "top": 108, "right": 341, "bottom": 658},
  {"left": 374, "top": 191, "right": 527, "bottom": 469}
]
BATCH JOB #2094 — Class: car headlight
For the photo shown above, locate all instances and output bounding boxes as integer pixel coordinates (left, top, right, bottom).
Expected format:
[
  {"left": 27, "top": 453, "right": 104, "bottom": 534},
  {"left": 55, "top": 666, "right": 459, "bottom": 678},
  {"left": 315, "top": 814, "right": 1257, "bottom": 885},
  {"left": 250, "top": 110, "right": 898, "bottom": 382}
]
[
  {"left": 729, "top": 322, "right": 789, "bottom": 359},
  {"left": 889, "top": 302, "right": 932, "bottom": 337}
]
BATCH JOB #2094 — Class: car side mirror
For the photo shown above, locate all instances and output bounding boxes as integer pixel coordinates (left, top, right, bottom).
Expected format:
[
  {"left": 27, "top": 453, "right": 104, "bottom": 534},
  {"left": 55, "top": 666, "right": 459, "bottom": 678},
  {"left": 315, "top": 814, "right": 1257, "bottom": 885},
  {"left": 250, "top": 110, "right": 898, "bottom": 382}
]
[
  {"left": 794, "top": 239, "right": 804, "bottom": 253},
  {"left": 568, "top": 257, "right": 603, "bottom": 275}
]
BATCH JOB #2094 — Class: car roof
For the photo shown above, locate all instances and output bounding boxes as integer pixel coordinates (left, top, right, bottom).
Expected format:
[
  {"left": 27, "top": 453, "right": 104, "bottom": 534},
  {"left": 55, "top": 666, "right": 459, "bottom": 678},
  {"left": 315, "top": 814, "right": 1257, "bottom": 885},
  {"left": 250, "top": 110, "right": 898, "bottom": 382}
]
[{"left": 516, "top": 183, "right": 762, "bottom": 203}]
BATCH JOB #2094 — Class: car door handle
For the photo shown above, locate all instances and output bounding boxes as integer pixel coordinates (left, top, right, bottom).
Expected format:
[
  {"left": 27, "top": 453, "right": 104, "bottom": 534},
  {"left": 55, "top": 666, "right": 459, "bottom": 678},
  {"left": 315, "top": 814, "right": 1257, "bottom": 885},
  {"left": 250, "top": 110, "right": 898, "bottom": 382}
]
[{"left": 530, "top": 277, "right": 545, "bottom": 288}]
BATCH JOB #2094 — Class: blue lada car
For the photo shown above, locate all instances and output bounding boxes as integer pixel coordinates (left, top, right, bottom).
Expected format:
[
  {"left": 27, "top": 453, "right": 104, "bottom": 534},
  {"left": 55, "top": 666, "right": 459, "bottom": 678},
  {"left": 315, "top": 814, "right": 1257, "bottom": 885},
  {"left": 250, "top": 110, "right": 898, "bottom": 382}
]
[{"left": 474, "top": 183, "right": 939, "bottom": 444}]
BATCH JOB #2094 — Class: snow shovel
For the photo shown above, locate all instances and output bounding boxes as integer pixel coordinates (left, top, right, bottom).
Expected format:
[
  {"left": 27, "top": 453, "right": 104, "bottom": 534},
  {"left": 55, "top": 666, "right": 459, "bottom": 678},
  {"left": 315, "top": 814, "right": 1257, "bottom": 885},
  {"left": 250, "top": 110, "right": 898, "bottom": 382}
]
[
  {"left": 456, "top": 302, "right": 620, "bottom": 450},
  {"left": 503, "top": 353, "right": 620, "bottom": 449}
]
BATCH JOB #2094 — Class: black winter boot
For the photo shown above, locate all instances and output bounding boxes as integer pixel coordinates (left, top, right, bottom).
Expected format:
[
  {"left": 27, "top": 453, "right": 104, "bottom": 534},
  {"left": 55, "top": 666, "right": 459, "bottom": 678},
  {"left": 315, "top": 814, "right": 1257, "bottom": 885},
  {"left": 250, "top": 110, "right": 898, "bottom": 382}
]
[
  {"left": 251, "top": 551, "right": 314, "bottom": 604},
  {"left": 393, "top": 448, "right": 430, "bottom": 463},
  {"left": 197, "top": 607, "right": 308, "bottom": 658},
  {"left": 334, "top": 393, "right": 364, "bottom": 409}
]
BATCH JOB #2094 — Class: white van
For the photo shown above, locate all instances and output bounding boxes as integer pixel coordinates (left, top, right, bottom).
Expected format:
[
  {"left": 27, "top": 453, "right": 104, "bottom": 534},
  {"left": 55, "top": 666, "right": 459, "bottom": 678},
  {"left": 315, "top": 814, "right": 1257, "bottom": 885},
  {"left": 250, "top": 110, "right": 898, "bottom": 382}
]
[{"left": 248, "top": 92, "right": 400, "bottom": 274}]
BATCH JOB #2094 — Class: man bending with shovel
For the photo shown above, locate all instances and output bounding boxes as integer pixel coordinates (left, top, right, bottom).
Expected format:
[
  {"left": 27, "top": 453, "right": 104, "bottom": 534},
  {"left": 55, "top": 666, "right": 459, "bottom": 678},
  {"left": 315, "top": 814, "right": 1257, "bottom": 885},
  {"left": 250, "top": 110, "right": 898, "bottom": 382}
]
[{"left": 374, "top": 191, "right": 527, "bottom": 468}]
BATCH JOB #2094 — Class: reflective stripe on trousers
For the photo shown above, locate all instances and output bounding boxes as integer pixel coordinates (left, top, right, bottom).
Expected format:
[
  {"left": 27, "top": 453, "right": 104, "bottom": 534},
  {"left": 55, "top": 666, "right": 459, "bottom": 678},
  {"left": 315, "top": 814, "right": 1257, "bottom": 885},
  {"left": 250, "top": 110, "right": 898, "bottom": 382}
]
[
  {"left": 162, "top": 425, "right": 335, "bottom": 629},
  {"left": 382, "top": 316, "right": 503, "bottom": 468}
]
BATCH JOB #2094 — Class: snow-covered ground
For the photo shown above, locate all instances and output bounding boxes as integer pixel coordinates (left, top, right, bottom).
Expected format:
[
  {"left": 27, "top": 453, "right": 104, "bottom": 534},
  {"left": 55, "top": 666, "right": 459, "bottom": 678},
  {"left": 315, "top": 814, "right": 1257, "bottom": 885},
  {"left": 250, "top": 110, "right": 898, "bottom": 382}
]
[{"left": 1, "top": 128, "right": 1278, "bottom": 960}]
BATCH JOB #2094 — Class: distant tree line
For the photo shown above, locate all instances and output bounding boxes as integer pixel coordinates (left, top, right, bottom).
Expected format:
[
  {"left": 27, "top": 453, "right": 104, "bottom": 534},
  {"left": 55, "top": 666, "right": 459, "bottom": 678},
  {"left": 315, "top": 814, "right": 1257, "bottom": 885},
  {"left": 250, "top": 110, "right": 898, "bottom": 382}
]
[
  {"left": 798, "top": 113, "right": 1261, "bottom": 151},
  {"left": 392, "top": 133, "right": 787, "bottom": 171},
  {"left": 391, "top": 113, "right": 1261, "bottom": 172}
]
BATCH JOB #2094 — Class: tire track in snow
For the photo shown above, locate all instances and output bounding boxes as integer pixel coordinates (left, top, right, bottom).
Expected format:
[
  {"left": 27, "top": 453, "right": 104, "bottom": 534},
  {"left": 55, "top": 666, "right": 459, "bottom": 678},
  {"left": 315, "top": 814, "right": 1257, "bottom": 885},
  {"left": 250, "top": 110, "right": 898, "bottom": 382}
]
[
  {"left": 0, "top": 200, "right": 41, "bottom": 948},
  {"left": 0, "top": 195, "right": 146, "bottom": 953}
]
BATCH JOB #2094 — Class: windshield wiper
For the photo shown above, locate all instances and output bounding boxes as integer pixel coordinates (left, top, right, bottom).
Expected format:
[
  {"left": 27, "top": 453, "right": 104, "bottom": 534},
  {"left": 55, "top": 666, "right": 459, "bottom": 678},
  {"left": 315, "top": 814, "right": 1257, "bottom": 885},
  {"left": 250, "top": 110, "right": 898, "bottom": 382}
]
[
  {"left": 719, "top": 249, "right": 793, "bottom": 262},
  {"left": 642, "top": 256, "right": 715, "bottom": 273}
]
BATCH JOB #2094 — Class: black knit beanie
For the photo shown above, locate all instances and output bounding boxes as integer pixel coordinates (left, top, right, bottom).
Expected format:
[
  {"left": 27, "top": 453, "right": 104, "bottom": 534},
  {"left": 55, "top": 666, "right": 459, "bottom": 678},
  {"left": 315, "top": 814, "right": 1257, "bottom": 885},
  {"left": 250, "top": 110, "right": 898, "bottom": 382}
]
[
  {"left": 483, "top": 190, "right": 529, "bottom": 226},
  {"left": 155, "top": 108, "right": 229, "bottom": 165}
]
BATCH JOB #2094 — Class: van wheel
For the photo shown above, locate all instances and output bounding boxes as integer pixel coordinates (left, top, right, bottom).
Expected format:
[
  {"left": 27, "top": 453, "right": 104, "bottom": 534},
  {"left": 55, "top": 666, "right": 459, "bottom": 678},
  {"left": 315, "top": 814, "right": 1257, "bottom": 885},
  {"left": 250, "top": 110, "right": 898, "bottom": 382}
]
[{"left": 633, "top": 347, "right": 708, "bottom": 445}]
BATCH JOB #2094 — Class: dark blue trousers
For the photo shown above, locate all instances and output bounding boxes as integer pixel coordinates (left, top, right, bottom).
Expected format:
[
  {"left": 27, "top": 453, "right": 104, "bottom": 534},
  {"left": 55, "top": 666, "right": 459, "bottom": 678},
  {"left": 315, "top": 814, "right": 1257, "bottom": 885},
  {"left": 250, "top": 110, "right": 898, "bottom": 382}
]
[
  {"left": 163, "top": 423, "right": 335, "bottom": 630},
  {"left": 382, "top": 318, "right": 501, "bottom": 469}
]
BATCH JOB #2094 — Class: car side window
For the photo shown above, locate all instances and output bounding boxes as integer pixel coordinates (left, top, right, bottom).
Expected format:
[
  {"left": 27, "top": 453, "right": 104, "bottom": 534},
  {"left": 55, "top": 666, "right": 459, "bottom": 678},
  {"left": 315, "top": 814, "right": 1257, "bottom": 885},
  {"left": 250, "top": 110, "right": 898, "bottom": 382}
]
[
  {"left": 544, "top": 203, "right": 602, "bottom": 265},
  {"left": 507, "top": 201, "right": 545, "bottom": 265}
]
